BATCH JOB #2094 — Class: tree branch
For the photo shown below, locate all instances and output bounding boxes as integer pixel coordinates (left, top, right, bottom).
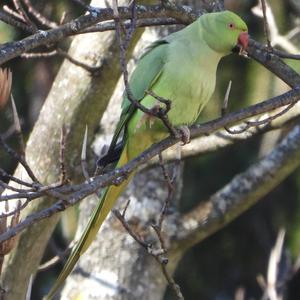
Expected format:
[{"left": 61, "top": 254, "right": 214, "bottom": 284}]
[
  {"left": 171, "top": 123, "right": 300, "bottom": 254},
  {"left": 247, "top": 39, "right": 300, "bottom": 88},
  {"left": 0, "top": 4, "right": 197, "bottom": 65},
  {"left": 1, "top": 87, "right": 300, "bottom": 243},
  {"left": 158, "top": 102, "right": 300, "bottom": 163}
]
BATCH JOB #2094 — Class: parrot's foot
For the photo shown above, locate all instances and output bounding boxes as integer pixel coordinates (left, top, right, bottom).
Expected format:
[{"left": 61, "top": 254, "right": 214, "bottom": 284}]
[{"left": 177, "top": 125, "right": 190, "bottom": 145}]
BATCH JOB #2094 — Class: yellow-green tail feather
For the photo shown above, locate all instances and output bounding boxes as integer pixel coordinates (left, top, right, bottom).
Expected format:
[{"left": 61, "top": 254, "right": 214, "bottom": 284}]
[{"left": 45, "top": 145, "right": 131, "bottom": 299}]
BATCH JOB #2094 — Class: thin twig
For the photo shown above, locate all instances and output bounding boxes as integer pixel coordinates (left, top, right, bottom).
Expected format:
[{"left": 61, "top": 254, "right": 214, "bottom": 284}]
[
  {"left": 2, "top": 5, "right": 24, "bottom": 22},
  {"left": 116, "top": 151, "right": 182, "bottom": 298},
  {"left": 259, "top": 229, "right": 286, "bottom": 300},
  {"left": 252, "top": 1, "right": 298, "bottom": 53},
  {"left": 157, "top": 153, "right": 174, "bottom": 229},
  {"left": 113, "top": 209, "right": 148, "bottom": 248},
  {"left": 260, "top": 0, "right": 272, "bottom": 49},
  {"left": 22, "top": 0, "right": 58, "bottom": 28},
  {"left": 20, "top": 48, "right": 101, "bottom": 73},
  {"left": 0, "top": 200, "right": 29, "bottom": 218},
  {"left": 1, "top": 125, "right": 18, "bottom": 140},
  {"left": 12, "top": 0, "right": 37, "bottom": 31},
  {"left": 80, "top": 17, "right": 181, "bottom": 34},
  {"left": 0, "top": 180, "right": 34, "bottom": 193},
  {"left": 121, "top": 199, "right": 131, "bottom": 218},
  {"left": 271, "top": 48, "right": 300, "bottom": 60},
  {"left": 20, "top": 50, "right": 57, "bottom": 59},
  {"left": 159, "top": 262, "right": 184, "bottom": 300},
  {"left": 38, "top": 241, "right": 74, "bottom": 272},
  {"left": 113, "top": 209, "right": 184, "bottom": 299},
  {"left": 0, "top": 168, "right": 34, "bottom": 188},
  {"left": 56, "top": 48, "right": 101, "bottom": 73},
  {"left": 0, "top": 136, "right": 39, "bottom": 183},
  {"left": 225, "top": 102, "right": 296, "bottom": 135},
  {"left": 145, "top": 90, "right": 178, "bottom": 137}
]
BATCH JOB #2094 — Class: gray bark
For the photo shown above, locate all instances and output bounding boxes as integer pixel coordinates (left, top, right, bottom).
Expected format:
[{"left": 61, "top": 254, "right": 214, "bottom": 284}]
[{"left": 62, "top": 165, "right": 183, "bottom": 300}]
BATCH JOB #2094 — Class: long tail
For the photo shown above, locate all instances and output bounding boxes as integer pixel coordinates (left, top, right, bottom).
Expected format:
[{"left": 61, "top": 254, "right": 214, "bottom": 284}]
[{"left": 45, "top": 145, "right": 131, "bottom": 299}]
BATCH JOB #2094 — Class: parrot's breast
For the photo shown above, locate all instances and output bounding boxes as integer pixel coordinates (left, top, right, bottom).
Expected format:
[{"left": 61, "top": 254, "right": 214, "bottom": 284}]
[
  {"left": 151, "top": 39, "right": 222, "bottom": 126},
  {"left": 126, "top": 35, "right": 223, "bottom": 154}
]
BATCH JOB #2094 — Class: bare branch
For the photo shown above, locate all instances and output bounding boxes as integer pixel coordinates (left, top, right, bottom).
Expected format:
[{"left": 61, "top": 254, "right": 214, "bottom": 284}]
[
  {"left": 38, "top": 241, "right": 74, "bottom": 272},
  {"left": 22, "top": 0, "right": 58, "bottom": 28},
  {"left": 20, "top": 48, "right": 101, "bottom": 73},
  {"left": 171, "top": 125, "right": 300, "bottom": 254},
  {"left": 247, "top": 39, "right": 300, "bottom": 88},
  {"left": 157, "top": 153, "right": 174, "bottom": 229},
  {"left": 0, "top": 4, "right": 196, "bottom": 65},
  {"left": 1, "top": 7, "right": 34, "bottom": 32},
  {"left": 260, "top": 0, "right": 272, "bottom": 49},
  {"left": 271, "top": 48, "right": 300, "bottom": 60},
  {"left": 1, "top": 86, "right": 300, "bottom": 243},
  {"left": 0, "top": 136, "right": 39, "bottom": 183},
  {"left": 225, "top": 102, "right": 296, "bottom": 135},
  {"left": 113, "top": 207, "right": 184, "bottom": 300},
  {"left": 12, "top": 0, "right": 37, "bottom": 31},
  {"left": 80, "top": 17, "right": 181, "bottom": 34},
  {"left": 252, "top": 1, "right": 299, "bottom": 53}
]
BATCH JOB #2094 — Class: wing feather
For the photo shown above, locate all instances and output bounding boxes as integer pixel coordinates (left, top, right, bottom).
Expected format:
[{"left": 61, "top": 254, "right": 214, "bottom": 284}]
[{"left": 106, "top": 39, "right": 169, "bottom": 157}]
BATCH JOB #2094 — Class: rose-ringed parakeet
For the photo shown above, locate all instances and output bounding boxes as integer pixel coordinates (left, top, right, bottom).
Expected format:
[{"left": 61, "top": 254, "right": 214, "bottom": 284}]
[{"left": 46, "top": 10, "right": 248, "bottom": 299}]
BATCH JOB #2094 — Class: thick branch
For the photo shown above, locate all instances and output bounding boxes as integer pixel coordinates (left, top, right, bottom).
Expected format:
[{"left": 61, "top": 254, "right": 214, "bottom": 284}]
[
  {"left": 0, "top": 4, "right": 196, "bottom": 65},
  {"left": 248, "top": 39, "right": 300, "bottom": 88},
  {"left": 171, "top": 123, "right": 300, "bottom": 253}
]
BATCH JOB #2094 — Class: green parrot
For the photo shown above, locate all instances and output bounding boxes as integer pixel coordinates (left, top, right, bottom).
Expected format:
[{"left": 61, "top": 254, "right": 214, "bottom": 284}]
[{"left": 46, "top": 10, "right": 248, "bottom": 299}]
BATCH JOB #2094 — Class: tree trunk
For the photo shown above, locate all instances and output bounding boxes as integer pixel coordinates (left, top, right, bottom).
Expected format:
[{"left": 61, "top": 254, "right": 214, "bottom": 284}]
[
  {"left": 62, "top": 165, "right": 183, "bottom": 300},
  {"left": 1, "top": 1, "right": 146, "bottom": 299}
]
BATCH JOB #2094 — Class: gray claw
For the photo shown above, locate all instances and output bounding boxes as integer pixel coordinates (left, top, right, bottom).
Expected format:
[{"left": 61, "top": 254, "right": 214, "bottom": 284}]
[{"left": 178, "top": 125, "right": 190, "bottom": 145}]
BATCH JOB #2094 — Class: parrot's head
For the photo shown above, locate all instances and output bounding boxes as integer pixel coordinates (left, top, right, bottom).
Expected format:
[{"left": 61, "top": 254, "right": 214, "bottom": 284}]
[{"left": 200, "top": 11, "right": 249, "bottom": 56}]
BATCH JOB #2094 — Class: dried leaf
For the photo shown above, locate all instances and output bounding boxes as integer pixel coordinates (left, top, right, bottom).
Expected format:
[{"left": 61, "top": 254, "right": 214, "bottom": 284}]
[
  {"left": 0, "top": 68, "right": 12, "bottom": 109},
  {"left": 0, "top": 200, "right": 21, "bottom": 256}
]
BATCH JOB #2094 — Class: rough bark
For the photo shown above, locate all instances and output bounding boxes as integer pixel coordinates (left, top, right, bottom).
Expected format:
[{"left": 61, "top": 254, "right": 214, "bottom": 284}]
[{"left": 62, "top": 165, "right": 183, "bottom": 300}]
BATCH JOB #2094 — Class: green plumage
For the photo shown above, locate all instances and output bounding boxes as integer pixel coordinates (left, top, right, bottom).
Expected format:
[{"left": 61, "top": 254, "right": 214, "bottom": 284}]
[{"left": 46, "top": 10, "right": 248, "bottom": 299}]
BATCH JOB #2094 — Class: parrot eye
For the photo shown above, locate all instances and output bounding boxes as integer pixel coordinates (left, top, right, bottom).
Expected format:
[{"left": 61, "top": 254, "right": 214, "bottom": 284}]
[{"left": 228, "top": 22, "right": 236, "bottom": 30}]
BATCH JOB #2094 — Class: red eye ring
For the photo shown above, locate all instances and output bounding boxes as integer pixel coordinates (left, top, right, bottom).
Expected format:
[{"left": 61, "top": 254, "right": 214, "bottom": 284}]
[{"left": 228, "top": 22, "right": 235, "bottom": 29}]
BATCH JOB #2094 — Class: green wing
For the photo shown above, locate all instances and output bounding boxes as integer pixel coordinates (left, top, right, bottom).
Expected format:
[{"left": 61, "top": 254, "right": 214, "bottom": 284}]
[{"left": 107, "top": 40, "right": 169, "bottom": 155}]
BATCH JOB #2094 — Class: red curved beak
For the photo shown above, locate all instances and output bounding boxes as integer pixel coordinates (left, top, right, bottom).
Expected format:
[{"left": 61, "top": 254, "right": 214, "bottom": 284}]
[{"left": 237, "top": 31, "right": 249, "bottom": 55}]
